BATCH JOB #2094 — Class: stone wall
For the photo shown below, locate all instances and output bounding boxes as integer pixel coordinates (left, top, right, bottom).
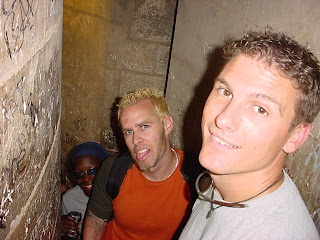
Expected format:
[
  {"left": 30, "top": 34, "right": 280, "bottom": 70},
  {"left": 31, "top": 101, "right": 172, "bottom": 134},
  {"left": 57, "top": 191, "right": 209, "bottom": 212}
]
[
  {"left": 0, "top": 0, "right": 63, "bottom": 239},
  {"left": 61, "top": 0, "right": 177, "bottom": 164}
]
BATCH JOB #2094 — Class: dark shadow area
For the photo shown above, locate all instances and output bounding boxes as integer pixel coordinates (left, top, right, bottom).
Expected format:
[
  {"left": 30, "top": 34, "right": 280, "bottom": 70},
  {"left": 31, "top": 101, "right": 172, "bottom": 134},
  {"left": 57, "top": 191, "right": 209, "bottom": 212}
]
[
  {"left": 182, "top": 46, "right": 225, "bottom": 155},
  {"left": 108, "top": 97, "right": 128, "bottom": 153},
  {"left": 65, "top": 146, "right": 76, "bottom": 186},
  {"left": 180, "top": 46, "right": 227, "bottom": 199},
  {"left": 164, "top": 0, "right": 180, "bottom": 96}
]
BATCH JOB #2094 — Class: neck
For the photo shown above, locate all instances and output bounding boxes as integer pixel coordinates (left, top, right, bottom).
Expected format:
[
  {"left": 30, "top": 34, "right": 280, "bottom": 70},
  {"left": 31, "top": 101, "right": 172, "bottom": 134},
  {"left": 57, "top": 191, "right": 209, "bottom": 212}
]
[{"left": 211, "top": 165, "right": 284, "bottom": 203}]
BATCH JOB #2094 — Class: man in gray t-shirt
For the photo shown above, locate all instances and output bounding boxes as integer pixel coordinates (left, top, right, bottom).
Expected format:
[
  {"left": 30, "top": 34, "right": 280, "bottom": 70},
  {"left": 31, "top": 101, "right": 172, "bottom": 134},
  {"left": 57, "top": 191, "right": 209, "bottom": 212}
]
[
  {"left": 179, "top": 30, "right": 320, "bottom": 239},
  {"left": 180, "top": 172, "right": 319, "bottom": 239}
]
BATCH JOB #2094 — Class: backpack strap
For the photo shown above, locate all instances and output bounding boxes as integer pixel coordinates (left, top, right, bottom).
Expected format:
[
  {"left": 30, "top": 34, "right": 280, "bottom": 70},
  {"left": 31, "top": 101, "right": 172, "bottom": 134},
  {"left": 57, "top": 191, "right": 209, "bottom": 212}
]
[{"left": 106, "top": 151, "right": 132, "bottom": 199}]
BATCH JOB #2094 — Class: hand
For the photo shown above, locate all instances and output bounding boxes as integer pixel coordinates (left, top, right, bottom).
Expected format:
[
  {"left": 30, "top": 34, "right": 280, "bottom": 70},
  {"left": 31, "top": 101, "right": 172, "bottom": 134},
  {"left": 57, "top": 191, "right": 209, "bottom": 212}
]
[{"left": 61, "top": 215, "right": 80, "bottom": 237}]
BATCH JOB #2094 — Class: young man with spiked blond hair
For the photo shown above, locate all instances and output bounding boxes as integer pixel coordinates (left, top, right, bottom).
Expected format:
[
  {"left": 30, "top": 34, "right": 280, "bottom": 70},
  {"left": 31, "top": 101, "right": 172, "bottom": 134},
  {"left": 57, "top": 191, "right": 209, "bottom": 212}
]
[{"left": 83, "top": 88, "right": 196, "bottom": 240}]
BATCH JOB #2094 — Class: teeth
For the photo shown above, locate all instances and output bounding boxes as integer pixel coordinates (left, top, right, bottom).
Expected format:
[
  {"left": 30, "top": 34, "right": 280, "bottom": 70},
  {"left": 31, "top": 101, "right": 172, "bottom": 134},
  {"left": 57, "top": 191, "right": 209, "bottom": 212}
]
[
  {"left": 137, "top": 149, "right": 148, "bottom": 153},
  {"left": 213, "top": 136, "right": 239, "bottom": 148}
]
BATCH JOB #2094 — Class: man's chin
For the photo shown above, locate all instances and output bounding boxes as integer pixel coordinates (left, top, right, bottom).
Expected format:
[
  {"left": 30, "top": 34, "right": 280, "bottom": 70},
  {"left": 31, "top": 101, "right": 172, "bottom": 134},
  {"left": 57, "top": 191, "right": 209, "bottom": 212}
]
[{"left": 134, "top": 161, "right": 150, "bottom": 172}]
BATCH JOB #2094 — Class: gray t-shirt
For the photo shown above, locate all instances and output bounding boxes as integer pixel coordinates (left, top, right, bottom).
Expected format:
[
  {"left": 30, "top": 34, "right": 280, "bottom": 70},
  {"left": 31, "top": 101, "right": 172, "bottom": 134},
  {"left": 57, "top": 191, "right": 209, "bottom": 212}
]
[
  {"left": 62, "top": 185, "right": 89, "bottom": 224},
  {"left": 179, "top": 172, "right": 319, "bottom": 240}
]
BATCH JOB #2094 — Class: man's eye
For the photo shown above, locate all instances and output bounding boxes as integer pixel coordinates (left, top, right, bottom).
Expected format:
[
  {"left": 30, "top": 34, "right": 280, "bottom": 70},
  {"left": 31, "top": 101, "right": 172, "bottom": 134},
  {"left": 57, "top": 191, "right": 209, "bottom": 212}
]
[
  {"left": 141, "top": 125, "right": 149, "bottom": 130},
  {"left": 218, "top": 88, "right": 232, "bottom": 98},
  {"left": 254, "top": 106, "right": 268, "bottom": 115},
  {"left": 124, "top": 130, "right": 132, "bottom": 135}
]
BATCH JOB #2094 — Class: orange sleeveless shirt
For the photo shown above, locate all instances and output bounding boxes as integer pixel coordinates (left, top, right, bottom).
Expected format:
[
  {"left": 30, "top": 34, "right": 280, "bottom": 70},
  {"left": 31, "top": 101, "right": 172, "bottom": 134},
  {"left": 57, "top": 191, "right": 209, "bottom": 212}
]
[{"left": 102, "top": 149, "right": 191, "bottom": 240}]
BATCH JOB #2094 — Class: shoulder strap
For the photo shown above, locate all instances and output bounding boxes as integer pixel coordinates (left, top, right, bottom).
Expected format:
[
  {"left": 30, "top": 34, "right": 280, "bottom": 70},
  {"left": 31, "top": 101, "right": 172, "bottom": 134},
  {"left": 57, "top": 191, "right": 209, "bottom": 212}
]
[{"left": 106, "top": 151, "right": 132, "bottom": 199}]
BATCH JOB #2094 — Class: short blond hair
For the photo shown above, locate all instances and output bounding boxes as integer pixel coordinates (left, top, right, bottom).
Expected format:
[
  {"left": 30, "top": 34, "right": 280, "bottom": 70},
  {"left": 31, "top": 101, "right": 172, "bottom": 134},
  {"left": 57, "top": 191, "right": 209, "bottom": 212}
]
[{"left": 117, "top": 88, "right": 170, "bottom": 125}]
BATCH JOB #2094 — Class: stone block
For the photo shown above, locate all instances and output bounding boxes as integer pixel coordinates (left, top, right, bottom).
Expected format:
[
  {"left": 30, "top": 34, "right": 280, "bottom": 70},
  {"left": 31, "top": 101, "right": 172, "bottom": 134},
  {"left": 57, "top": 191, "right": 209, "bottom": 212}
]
[
  {"left": 105, "top": 23, "right": 158, "bottom": 74},
  {"left": 0, "top": 1, "right": 45, "bottom": 84},
  {"left": 109, "top": 0, "right": 135, "bottom": 23},
  {"left": 155, "top": 44, "right": 170, "bottom": 75},
  {"left": 63, "top": 0, "right": 73, "bottom": 7},
  {"left": 119, "top": 71, "right": 165, "bottom": 96},
  {"left": 131, "top": 0, "right": 177, "bottom": 43}
]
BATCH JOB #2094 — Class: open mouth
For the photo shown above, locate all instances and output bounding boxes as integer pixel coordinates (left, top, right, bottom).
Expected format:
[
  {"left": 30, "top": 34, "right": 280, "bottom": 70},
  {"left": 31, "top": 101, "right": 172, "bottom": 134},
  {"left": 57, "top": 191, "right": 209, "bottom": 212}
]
[
  {"left": 136, "top": 148, "right": 150, "bottom": 161},
  {"left": 83, "top": 184, "right": 92, "bottom": 190}
]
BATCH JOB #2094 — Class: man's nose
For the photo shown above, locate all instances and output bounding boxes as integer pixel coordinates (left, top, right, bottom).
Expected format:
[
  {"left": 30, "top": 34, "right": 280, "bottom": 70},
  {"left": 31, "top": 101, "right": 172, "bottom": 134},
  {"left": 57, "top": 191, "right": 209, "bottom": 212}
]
[
  {"left": 132, "top": 132, "right": 142, "bottom": 145},
  {"left": 215, "top": 101, "right": 240, "bottom": 132}
]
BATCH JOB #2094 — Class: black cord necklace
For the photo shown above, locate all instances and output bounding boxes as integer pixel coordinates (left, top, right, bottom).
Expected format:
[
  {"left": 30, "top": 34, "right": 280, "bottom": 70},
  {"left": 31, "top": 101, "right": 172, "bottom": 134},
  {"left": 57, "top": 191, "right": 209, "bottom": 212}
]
[{"left": 195, "top": 170, "right": 284, "bottom": 219}]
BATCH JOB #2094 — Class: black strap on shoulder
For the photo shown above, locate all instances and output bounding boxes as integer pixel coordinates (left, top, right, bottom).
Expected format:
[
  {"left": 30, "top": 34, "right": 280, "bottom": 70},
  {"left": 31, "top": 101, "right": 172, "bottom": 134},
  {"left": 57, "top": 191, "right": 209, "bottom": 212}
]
[{"left": 106, "top": 151, "right": 132, "bottom": 199}]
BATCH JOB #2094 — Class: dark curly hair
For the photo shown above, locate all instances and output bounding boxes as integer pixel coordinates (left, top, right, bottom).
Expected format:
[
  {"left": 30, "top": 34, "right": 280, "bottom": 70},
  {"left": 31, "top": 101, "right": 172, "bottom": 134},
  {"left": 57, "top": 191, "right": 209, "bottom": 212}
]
[{"left": 223, "top": 30, "right": 320, "bottom": 129}]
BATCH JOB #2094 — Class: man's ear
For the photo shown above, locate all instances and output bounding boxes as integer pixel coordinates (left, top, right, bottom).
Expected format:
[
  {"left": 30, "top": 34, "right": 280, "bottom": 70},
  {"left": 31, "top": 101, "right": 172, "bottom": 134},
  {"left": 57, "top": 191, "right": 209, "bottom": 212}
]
[
  {"left": 283, "top": 123, "right": 312, "bottom": 153},
  {"left": 164, "top": 116, "right": 173, "bottom": 135}
]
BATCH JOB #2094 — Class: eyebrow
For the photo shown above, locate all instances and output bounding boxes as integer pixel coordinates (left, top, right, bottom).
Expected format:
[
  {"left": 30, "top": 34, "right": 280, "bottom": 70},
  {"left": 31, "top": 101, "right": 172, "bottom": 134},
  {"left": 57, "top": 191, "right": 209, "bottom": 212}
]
[
  {"left": 215, "top": 78, "right": 230, "bottom": 89},
  {"left": 121, "top": 121, "right": 153, "bottom": 131},
  {"left": 215, "top": 78, "right": 283, "bottom": 115},
  {"left": 251, "top": 93, "right": 283, "bottom": 115}
]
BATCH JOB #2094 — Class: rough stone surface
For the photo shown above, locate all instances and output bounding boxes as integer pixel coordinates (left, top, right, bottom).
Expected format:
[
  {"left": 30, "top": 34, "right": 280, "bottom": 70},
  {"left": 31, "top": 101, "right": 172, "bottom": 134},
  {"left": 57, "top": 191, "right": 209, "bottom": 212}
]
[
  {"left": 166, "top": 0, "right": 320, "bottom": 232},
  {"left": 131, "top": 0, "right": 177, "bottom": 43},
  {"left": 0, "top": 0, "right": 62, "bottom": 239},
  {"left": 119, "top": 71, "right": 166, "bottom": 96}
]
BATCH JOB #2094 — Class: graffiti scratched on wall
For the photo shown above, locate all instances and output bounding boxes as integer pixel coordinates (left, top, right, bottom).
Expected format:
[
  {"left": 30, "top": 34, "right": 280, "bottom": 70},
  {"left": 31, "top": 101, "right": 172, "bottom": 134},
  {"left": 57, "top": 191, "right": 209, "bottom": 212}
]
[
  {"left": 1, "top": 0, "right": 39, "bottom": 59},
  {"left": 0, "top": 75, "right": 37, "bottom": 226},
  {"left": 0, "top": 50, "right": 60, "bottom": 238}
]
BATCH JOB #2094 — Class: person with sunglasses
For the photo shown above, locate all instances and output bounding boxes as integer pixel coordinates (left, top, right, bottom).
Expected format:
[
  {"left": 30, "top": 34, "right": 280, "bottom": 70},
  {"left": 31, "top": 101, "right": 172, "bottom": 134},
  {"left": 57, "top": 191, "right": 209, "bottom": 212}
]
[{"left": 61, "top": 142, "right": 109, "bottom": 239}]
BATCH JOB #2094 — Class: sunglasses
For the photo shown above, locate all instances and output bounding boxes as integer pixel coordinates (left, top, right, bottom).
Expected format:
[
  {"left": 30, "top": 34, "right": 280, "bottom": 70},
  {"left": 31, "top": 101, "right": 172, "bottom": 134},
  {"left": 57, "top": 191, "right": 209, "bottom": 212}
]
[{"left": 73, "top": 167, "right": 98, "bottom": 179}]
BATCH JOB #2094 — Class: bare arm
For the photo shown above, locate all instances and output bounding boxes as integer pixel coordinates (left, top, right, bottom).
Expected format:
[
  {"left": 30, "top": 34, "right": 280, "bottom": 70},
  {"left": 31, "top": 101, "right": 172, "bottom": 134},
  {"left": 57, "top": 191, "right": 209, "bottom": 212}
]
[{"left": 83, "top": 209, "right": 108, "bottom": 240}]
